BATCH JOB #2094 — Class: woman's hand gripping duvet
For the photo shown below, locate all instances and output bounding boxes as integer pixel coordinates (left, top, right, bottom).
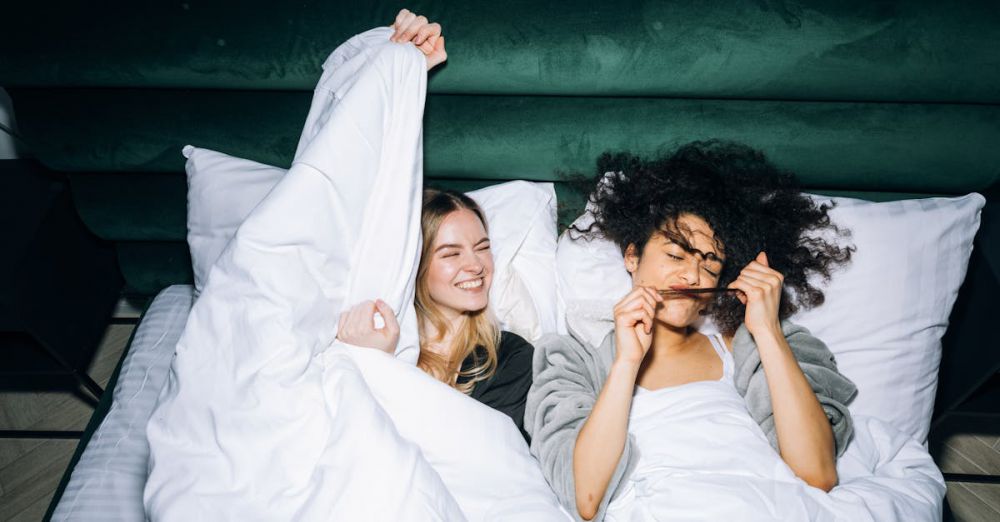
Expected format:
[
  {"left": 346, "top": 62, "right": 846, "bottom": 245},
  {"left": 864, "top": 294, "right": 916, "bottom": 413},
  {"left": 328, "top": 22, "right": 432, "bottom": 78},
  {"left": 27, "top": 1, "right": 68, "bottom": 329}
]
[
  {"left": 337, "top": 300, "right": 401, "bottom": 356},
  {"left": 390, "top": 8, "right": 447, "bottom": 70}
]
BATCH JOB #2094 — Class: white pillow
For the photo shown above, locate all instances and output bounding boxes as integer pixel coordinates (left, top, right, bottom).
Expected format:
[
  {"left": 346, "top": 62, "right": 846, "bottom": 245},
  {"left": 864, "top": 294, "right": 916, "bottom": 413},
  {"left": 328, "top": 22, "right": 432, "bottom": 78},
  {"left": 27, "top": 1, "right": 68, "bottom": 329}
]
[
  {"left": 184, "top": 144, "right": 284, "bottom": 295},
  {"left": 466, "top": 181, "right": 560, "bottom": 340},
  {"left": 792, "top": 194, "right": 984, "bottom": 441},
  {"left": 184, "top": 146, "right": 559, "bottom": 341},
  {"left": 555, "top": 206, "right": 630, "bottom": 344},
  {"left": 557, "top": 193, "right": 985, "bottom": 442}
]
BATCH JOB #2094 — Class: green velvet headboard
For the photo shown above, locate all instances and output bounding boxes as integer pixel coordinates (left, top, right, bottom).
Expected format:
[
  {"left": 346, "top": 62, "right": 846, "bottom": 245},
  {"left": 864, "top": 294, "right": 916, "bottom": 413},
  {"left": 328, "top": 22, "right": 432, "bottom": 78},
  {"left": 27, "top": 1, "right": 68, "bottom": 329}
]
[{"left": 3, "top": 0, "right": 998, "bottom": 294}]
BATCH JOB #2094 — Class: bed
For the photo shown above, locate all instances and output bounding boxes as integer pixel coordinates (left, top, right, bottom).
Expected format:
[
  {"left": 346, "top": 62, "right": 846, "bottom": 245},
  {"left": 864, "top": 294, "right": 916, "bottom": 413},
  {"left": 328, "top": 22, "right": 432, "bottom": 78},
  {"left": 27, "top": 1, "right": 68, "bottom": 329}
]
[{"left": 0, "top": 1, "right": 996, "bottom": 520}]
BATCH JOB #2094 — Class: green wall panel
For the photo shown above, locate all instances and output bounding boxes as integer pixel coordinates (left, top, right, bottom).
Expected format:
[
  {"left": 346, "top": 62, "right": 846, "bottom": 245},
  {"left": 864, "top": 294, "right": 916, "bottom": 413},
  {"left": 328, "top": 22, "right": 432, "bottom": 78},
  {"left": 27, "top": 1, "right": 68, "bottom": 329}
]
[
  {"left": 3, "top": 1, "right": 998, "bottom": 103},
  {"left": 12, "top": 88, "right": 1000, "bottom": 194},
  {"left": 68, "top": 173, "right": 186, "bottom": 242},
  {"left": 116, "top": 242, "right": 193, "bottom": 294}
]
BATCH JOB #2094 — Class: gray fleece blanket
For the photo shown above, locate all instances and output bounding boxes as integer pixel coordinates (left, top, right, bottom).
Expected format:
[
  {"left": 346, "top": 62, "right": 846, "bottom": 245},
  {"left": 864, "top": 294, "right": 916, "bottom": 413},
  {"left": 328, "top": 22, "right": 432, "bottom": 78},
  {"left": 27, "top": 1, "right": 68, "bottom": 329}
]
[
  {"left": 524, "top": 322, "right": 857, "bottom": 521},
  {"left": 732, "top": 320, "right": 858, "bottom": 459}
]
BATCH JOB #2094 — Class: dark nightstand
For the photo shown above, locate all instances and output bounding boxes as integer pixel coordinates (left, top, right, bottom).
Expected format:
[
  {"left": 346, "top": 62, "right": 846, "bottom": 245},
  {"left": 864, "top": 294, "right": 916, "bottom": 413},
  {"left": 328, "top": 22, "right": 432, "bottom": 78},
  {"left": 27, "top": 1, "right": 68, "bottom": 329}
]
[{"left": 0, "top": 159, "right": 123, "bottom": 438}]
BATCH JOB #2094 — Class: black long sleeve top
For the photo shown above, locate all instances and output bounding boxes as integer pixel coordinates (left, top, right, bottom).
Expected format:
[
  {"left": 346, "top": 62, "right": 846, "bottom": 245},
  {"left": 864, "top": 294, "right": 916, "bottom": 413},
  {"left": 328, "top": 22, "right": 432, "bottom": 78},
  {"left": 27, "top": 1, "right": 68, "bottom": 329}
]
[{"left": 459, "top": 331, "right": 535, "bottom": 442}]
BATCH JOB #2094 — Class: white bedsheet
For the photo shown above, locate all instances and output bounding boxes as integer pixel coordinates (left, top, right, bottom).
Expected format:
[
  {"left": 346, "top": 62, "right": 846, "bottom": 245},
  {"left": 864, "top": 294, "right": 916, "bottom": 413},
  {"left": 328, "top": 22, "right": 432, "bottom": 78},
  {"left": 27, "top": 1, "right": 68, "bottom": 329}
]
[{"left": 144, "top": 28, "right": 566, "bottom": 521}]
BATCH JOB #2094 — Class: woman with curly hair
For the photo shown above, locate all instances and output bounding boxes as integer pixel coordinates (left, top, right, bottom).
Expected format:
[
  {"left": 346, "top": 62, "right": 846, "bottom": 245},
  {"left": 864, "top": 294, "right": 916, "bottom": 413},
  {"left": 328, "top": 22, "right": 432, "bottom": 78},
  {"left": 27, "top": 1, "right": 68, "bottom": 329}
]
[{"left": 526, "top": 140, "right": 858, "bottom": 521}]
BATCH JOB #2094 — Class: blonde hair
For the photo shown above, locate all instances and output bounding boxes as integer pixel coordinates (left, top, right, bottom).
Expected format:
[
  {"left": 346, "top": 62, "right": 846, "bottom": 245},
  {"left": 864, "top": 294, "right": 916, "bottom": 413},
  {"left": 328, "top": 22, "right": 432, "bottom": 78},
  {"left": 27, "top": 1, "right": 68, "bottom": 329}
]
[{"left": 416, "top": 189, "right": 500, "bottom": 394}]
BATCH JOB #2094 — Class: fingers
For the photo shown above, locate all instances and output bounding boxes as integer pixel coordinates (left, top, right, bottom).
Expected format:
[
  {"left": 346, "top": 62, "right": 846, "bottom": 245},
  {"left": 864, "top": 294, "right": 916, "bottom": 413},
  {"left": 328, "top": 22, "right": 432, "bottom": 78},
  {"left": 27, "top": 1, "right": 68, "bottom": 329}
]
[
  {"left": 632, "top": 300, "right": 656, "bottom": 334},
  {"left": 728, "top": 272, "right": 779, "bottom": 308},
  {"left": 614, "top": 287, "right": 662, "bottom": 334},
  {"left": 413, "top": 22, "right": 441, "bottom": 46},
  {"left": 345, "top": 301, "right": 373, "bottom": 337},
  {"left": 417, "top": 33, "right": 437, "bottom": 55},
  {"left": 736, "top": 270, "right": 775, "bottom": 289},
  {"left": 624, "top": 308, "right": 654, "bottom": 335},
  {"left": 352, "top": 300, "right": 376, "bottom": 325},
  {"left": 393, "top": 8, "right": 412, "bottom": 28},
  {"left": 613, "top": 288, "right": 659, "bottom": 318},
  {"left": 743, "top": 253, "right": 782, "bottom": 280},
  {"left": 735, "top": 252, "right": 784, "bottom": 297},
  {"left": 390, "top": 10, "right": 447, "bottom": 71},
  {"left": 425, "top": 36, "right": 447, "bottom": 70},
  {"left": 391, "top": 9, "right": 416, "bottom": 41},
  {"left": 742, "top": 263, "right": 783, "bottom": 284},
  {"left": 374, "top": 299, "right": 400, "bottom": 335},
  {"left": 727, "top": 279, "right": 761, "bottom": 303},
  {"left": 396, "top": 14, "right": 429, "bottom": 43}
]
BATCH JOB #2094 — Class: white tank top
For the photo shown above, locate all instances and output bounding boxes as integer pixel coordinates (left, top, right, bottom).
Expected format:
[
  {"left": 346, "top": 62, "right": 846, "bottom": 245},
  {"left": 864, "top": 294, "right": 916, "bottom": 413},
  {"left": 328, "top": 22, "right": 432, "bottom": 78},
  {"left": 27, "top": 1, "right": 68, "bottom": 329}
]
[
  {"left": 606, "top": 333, "right": 828, "bottom": 521},
  {"left": 633, "top": 332, "right": 735, "bottom": 396}
]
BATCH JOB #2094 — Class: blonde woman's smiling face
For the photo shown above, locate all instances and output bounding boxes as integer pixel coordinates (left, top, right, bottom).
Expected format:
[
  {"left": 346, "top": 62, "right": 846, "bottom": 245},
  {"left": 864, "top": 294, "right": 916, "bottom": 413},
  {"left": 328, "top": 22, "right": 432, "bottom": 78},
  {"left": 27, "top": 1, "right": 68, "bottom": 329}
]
[{"left": 425, "top": 209, "right": 494, "bottom": 320}]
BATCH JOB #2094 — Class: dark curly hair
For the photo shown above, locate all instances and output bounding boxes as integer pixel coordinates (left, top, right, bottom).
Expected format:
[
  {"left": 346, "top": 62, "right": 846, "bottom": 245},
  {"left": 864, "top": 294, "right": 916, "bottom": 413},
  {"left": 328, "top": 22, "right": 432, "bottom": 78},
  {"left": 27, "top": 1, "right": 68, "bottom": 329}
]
[{"left": 571, "top": 140, "right": 854, "bottom": 336}]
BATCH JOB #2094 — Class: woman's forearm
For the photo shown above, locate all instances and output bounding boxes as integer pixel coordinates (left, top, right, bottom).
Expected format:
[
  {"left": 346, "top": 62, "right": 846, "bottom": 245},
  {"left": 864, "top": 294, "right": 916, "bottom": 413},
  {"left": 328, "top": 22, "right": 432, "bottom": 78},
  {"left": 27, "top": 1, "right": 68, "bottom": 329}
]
[
  {"left": 755, "top": 328, "right": 838, "bottom": 491},
  {"left": 573, "top": 360, "right": 640, "bottom": 520}
]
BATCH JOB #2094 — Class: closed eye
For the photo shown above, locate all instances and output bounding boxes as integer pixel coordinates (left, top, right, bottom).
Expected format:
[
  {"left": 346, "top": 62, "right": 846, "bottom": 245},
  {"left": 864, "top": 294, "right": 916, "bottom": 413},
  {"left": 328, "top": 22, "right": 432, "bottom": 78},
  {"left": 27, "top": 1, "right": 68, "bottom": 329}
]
[{"left": 668, "top": 254, "right": 684, "bottom": 261}]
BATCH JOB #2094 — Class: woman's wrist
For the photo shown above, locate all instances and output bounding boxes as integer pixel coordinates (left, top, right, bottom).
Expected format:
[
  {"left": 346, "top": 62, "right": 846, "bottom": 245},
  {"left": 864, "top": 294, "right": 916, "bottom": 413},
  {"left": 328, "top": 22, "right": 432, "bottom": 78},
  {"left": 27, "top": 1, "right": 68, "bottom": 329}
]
[
  {"left": 748, "top": 319, "right": 784, "bottom": 342},
  {"left": 750, "top": 323, "right": 792, "bottom": 360},
  {"left": 610, "top": 357, "right": 642, "bottom": 381}
]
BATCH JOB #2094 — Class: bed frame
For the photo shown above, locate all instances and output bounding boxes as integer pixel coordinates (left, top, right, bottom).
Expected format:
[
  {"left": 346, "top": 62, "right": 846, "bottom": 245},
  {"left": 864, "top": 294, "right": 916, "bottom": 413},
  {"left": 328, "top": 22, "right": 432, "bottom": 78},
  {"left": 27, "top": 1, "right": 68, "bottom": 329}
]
[{"left": 0, "top": 0, "right": 997, "bottom": 518}]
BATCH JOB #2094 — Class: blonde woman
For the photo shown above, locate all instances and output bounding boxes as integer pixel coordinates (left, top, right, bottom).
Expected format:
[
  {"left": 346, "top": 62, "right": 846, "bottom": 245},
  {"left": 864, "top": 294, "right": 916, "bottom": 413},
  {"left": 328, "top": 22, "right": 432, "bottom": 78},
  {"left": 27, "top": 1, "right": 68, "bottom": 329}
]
[{"left": 338, "top": 188, "right": 535, "bottom": 439}]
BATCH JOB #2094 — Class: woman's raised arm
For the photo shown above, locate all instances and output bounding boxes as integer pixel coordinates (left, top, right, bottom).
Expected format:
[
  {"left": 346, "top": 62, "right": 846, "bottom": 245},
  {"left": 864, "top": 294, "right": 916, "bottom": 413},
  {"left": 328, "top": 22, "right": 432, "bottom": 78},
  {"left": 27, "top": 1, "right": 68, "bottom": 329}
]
[
  {"left": 526, "top": 287, "right": 660, "bottom": 519},
  {"left": 728, "top": 252, "right": 839, "bottom": 491}
]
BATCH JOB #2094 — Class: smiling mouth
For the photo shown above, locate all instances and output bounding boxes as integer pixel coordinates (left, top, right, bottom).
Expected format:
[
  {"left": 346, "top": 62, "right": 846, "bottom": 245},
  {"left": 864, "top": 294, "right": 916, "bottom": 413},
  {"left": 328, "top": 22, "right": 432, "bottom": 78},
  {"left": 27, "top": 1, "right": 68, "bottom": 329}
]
[{"left": 456, "top": 278, "right": 484, "bottom": 290}]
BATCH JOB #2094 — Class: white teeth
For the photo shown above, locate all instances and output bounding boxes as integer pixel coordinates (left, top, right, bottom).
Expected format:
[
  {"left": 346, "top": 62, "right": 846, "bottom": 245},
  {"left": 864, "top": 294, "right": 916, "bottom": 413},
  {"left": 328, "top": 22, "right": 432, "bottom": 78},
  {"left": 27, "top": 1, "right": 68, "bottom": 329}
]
[{"left": 456, "top": 279, "right": 483, "bottom": 289}]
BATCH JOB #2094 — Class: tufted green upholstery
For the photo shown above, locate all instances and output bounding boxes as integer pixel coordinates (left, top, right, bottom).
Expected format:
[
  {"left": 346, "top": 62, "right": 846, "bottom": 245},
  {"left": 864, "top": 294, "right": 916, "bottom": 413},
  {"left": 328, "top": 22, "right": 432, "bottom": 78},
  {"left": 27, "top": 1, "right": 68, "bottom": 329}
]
[
  {"left": 11, "top": 89, "right": 1000, "bottom": 185},
  {"left": 4, "top": 1, "right": 999, "bottom": 102},
  {"left": 3, "top": 0, "right": 998, "bottom": 293}
]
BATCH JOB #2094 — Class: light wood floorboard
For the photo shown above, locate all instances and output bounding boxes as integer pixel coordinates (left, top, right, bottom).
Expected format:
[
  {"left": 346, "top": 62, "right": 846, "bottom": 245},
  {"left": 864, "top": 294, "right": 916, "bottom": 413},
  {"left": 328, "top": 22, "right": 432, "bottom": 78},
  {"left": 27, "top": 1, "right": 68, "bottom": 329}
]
[
  {"left": 948, "top": 483, "right": 1000, "bottom": 522},
  {"left": 0, "top": 325, "right": 132, "bottom": 521},
  {"left": 932, "top": 414, "right": 1000, "bottom": 521},
  {"left": 964, "top": 483, "right": 1000, "bottom": 514},
  {"left": 945, "top": 434, "right": 1000, "bottom": 474}
]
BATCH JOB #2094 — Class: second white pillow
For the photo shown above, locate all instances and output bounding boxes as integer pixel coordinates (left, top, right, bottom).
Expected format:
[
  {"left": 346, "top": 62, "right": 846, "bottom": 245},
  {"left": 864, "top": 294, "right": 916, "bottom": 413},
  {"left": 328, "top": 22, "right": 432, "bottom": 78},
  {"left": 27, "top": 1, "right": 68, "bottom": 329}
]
[{"left": 184, "top": 145, "right": 559, "bottom": 342}]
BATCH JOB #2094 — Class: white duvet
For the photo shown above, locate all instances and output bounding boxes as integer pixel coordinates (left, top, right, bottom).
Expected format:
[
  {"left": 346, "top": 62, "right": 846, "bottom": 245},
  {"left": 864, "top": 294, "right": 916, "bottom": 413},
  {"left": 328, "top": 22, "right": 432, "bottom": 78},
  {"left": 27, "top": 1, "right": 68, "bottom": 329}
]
[{"left": 144, "top": 28, "right": 566, "bottom": 521}]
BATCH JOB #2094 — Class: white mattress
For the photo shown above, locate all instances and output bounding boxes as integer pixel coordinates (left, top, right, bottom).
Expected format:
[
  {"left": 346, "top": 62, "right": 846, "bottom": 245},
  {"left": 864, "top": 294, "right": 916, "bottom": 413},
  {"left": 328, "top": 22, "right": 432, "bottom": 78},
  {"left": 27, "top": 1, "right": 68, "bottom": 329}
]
[{"left": 51, "top": 285, "right": 194, "bottom": 522}]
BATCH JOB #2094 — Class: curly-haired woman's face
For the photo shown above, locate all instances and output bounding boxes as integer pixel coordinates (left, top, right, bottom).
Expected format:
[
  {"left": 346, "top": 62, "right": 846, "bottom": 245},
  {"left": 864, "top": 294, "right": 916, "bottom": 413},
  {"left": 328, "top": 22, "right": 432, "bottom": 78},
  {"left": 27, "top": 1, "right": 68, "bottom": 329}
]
[
  {"left": 425, "top": 209, "right": 494, "bottom": 320},
  {"left": 624, "top": 213, "right": 724, "bottom": 328}
]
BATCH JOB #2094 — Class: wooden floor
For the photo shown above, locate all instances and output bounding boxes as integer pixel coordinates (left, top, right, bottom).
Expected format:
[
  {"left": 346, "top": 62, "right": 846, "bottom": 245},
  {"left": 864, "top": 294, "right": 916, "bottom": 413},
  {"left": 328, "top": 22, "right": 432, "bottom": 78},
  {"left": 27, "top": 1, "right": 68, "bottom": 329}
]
[
  {"left": 931, "top": 415, "right": 1000, "bottom": 521},
  {"left": 0, "top": 325, "right": 132, "bottom": 521},
  {"left": 1, "top": 324, "right": 999, "bottom": 521}
]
